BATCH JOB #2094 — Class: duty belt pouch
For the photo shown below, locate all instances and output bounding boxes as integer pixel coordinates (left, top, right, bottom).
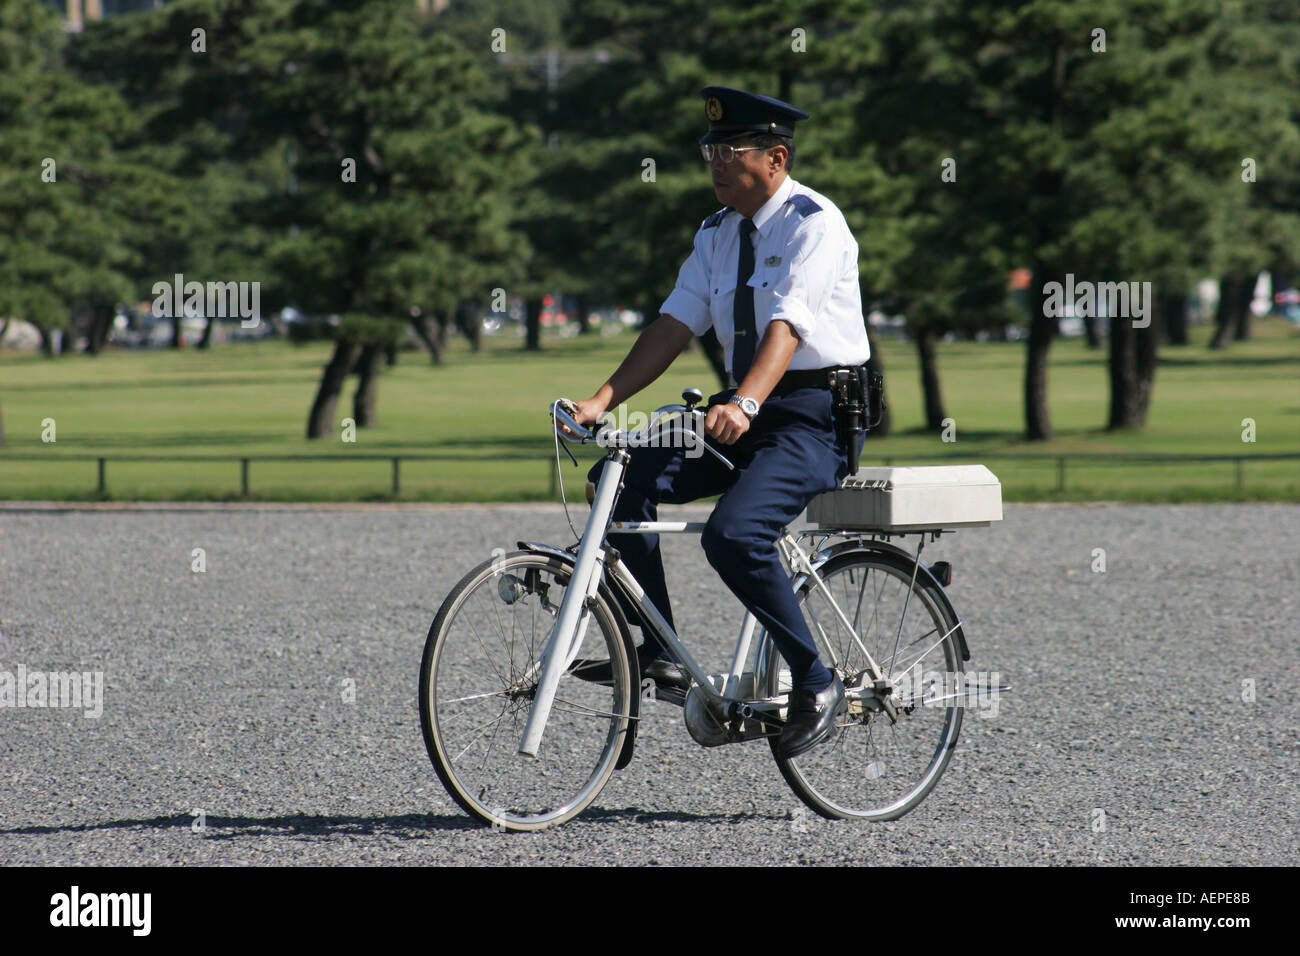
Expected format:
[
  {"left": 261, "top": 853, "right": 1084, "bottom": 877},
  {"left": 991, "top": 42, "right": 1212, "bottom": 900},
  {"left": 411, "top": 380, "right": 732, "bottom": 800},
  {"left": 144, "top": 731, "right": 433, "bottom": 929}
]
[
  {"left": 830, "top": 367, "right": 867, "bottom": 475},
  {"left": 865, "top": 368, "right": 885, "bottom": 430}
]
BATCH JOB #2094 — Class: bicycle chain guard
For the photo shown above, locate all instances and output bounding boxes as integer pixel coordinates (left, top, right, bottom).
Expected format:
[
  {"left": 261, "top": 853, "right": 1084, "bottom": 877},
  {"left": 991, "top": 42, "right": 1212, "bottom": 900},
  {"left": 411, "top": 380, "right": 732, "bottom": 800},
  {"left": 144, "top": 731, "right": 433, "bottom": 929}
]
[{"left": 683, "top": 674, "right": 778, "bottom": 747}]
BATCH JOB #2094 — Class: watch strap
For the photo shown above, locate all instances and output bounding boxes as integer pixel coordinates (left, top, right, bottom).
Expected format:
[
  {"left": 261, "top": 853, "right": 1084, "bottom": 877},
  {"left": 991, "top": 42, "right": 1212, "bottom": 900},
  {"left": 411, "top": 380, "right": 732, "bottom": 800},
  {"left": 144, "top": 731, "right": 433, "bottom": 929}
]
[{"left": 729, "top": 394, "right": 759, "bottom": 420}]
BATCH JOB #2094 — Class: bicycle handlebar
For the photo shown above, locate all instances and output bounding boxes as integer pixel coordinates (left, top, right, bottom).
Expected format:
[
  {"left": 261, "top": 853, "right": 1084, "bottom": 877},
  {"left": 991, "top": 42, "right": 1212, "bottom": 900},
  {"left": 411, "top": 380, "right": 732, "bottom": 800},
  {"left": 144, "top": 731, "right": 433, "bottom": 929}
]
[
  {"left": 550, "top": 399, "right": 599, "bottom": 443},
  {"left": 550, "top": 396, "right": 735, "bottom": 471}
]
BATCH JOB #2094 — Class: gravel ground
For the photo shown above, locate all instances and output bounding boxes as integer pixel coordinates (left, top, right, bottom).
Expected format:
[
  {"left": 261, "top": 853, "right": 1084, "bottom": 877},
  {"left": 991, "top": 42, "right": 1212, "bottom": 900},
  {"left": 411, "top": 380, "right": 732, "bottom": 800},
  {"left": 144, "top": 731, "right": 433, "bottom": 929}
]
[{"left": 0, "top": 501, "right": 1296, "bottom": 866}]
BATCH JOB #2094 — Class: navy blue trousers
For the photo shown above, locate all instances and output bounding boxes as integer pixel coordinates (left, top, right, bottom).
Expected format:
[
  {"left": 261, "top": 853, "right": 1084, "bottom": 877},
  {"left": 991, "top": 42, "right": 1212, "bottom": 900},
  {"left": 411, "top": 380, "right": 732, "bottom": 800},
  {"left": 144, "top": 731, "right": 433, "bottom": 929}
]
[{"left": 587, "top": 386, "right": 864, "bottom": 693}]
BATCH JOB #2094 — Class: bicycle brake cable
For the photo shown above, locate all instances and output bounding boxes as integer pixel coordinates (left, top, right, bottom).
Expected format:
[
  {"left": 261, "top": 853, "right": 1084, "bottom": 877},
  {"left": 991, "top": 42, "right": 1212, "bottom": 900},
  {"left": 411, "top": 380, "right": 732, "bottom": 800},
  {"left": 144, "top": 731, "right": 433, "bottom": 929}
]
[{"left": 553, "top": 401, "right": 582, "bottom": 544}]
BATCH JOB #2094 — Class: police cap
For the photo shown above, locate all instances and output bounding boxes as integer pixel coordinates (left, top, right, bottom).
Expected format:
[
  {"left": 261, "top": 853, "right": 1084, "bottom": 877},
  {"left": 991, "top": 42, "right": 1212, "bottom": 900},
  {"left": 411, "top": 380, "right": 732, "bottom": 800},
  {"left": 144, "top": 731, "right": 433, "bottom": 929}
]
[{"left": 698, "top": 86, "right": 809, "bottom": 145}]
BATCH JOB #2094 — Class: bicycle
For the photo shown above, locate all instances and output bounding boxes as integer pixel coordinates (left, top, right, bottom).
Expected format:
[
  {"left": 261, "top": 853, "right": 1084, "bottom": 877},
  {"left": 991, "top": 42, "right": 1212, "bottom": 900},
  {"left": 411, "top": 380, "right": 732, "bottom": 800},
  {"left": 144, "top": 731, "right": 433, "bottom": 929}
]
[{"left": 418, "top": 388, "right": 1004, "bottom": 831}]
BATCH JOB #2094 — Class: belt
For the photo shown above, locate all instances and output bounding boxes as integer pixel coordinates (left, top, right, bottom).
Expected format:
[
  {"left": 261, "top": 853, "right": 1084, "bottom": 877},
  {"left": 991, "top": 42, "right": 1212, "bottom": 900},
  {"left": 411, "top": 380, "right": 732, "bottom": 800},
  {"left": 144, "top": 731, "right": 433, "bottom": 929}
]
[
  {"left": 726, "top": 365, "right": 866, "bottom": 391},
  {"left": 777, "top": 366, "right": 839, "bottom": 390},
  {"left": 770, "top": 365, "right": 868, "bottom": 391}
]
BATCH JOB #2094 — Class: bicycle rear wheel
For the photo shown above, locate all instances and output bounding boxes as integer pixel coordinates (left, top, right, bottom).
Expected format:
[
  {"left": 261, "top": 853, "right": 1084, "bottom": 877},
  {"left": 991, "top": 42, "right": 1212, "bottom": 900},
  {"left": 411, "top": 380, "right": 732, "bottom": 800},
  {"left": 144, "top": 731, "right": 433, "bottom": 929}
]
[
  {"left": 759, "top": 546, "right": 964, "bottom": 820},
  {"left": 419, "top": 550, "right": 634, "bottom": 831}
]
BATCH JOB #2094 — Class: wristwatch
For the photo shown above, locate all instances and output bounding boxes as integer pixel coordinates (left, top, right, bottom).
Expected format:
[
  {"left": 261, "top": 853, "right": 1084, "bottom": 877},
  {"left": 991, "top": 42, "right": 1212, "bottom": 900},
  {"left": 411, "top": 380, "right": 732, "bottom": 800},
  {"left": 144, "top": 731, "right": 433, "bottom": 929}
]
[{"left": 729, "top": 394, "right": 760, "bottom": 420}]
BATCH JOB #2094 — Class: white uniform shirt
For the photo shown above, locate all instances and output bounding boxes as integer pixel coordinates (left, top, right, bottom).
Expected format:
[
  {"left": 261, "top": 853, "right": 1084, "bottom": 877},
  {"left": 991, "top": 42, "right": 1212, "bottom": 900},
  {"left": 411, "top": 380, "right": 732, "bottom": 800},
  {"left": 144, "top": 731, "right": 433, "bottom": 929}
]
[{"left": 660, "top": 175, "right": 870, "bottom": 378}]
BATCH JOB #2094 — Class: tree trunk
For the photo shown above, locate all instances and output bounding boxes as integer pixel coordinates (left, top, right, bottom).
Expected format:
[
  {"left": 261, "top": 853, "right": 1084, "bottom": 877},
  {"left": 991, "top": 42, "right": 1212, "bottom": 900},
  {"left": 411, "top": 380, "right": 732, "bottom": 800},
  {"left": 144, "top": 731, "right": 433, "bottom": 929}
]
[
  {"left": 38, "top": 325, "right": 55, "bottom": 358},
  {"left": 524, "top": 297, "right": 542, "bottom": 351},
  {"left": 916, "top": 325, "right": 946, "bottom": 431},
  {"left": 353, "top": 343, "right": 381, "bottom": 427},
  {"left": 1024, "top": 306, "right": 1055, "bottom": 441},
  {"left": 469, "top": 308, "right": 482, "bottom": 351},
  {"left": 1209, "top": 275, "right": 1236, "bottom": 349},
  {"left": 457, "top": 299, "right": 482, "bottom": 351},
  {"left": 170, "top": 314, "right": 183, "bottom": 348},
  {"left": 1108, "top": 314, "right": 1137, "bottom": 428},
  {"left": 1082, "top": 313, "right": 1102, "bottom": 349},
  {"left": 409, "top": 314, "right": 442, "bottom": 365},
  {"left": 697, "top": 326, "right": 729, "bottom": 388},
  {"left": 1210, "top": 274, "right": 1253, "bottom": 349},
  {"left": 1234, "top": 294, "right": 1254, "bottom": 341},
  {"left": 1135, "top": 309, "right": 1158, "bottom": 421},
  {"left": 87, "top": 303, "right": 114, "bottom": 355},
  {"left": 197, "top": 316, "right": 214, "bottom": 349},
  {"left": 306, "top": 339, "right": 360, "bottom": 439},
  {"left": 1161, "top": 293, "right": 1187, "bottom": 346},
  {"left": 1021, "top": 41, "right": 1066, "bottom": 442},
  {"left": 575, "top": 295, "right": 591, "bottom": 335},
  {"left": 383, "top": 341, "right": 397, "bottom": 366},
  {"left": 1108, "top": 306, "right": 1157, "bottom": 429},
  {"left": 864, "top": 329, "right": 890, "bottom": 438}
]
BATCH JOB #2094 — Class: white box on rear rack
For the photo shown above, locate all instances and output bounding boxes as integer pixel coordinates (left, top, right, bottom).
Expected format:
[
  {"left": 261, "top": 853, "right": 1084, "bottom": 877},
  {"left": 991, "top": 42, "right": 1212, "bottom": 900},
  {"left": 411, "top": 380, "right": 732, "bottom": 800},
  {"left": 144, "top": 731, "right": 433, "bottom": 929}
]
[{"left": 806, "top": 465, "right": 1003, "bottom": 531}]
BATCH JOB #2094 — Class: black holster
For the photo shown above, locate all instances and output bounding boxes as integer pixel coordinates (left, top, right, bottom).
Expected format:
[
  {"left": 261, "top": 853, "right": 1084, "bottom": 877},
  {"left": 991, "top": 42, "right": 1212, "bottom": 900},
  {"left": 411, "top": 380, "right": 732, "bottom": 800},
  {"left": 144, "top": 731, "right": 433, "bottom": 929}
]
[{"left": 831, "top": 365, "right": 885, "bottom": 476}]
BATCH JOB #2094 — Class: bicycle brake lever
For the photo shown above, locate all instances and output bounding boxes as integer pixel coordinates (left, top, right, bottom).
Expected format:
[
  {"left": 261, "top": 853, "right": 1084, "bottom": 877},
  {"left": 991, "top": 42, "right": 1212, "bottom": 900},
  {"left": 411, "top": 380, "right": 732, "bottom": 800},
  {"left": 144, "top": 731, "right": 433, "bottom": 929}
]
[
  {"left": 700, "top": 441, "right": 735, "bottom": 471},
  {"left": 691, "top": 409, "right": 735, "bottom": 470},
  {"left": 551, "top": 400, "right": 583, "bottom": 466}
]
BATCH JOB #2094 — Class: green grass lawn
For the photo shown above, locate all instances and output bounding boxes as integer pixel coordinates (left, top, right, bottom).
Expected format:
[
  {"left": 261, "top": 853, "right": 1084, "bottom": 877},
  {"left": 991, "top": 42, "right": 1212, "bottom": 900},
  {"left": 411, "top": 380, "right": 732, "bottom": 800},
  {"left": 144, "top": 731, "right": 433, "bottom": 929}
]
[{"left": 2, "top": 318, "right": 1297, "bottom": 502}]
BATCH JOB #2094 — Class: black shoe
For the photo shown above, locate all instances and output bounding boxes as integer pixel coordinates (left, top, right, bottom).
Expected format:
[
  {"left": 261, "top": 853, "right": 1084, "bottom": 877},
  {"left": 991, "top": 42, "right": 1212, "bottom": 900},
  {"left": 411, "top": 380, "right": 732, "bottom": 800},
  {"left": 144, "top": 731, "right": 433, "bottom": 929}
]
[
  {"left": 570, "top": 645, "right": 688, "bottom": 691},
  {"left": 641, "top": 657, "right": 691, "bottom": 692},
  {"left": 778, "top": 678, "right": 846, "bottom": 760}
]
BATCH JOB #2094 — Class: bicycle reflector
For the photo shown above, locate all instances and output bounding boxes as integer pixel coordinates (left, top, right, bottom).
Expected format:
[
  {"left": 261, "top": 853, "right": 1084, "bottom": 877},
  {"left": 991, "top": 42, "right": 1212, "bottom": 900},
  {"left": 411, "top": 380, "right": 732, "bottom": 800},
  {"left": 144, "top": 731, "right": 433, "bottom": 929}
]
[{"left": 929, "top": 562, "right": 953, "bottom": 587}]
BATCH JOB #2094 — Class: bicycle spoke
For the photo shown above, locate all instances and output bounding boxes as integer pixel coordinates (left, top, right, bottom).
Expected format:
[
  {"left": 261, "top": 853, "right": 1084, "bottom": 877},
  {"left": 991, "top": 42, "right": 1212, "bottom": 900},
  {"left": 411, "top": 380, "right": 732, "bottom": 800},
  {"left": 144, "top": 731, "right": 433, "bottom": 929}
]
[
  {"left": 850, "top": 565, "right": 869, "bottom": 639},
  {"left": 767, "top": 548, "right": 963, "bottom": 821},
  {"left": 442, "top": 688, "right": 511, "bottom": 706},
  {"left": 466, "top": 613, "right": 511, "bottom": 690},
  {"left": 450, "top": 706, "right": 509, "bottom": 763},
  {"left": 488, "top": 586, "right": 522, "bottom": 687},
  {"left": 421, "top": 554, "right": 630, "bottom": 830},
  {"left": 551, "top": 696, "right": 631, "bottom": 721},
  {"left": 474, "top": 696, "right": 511, "bottom": 778},
  {"left": 889, "top": 622, "right": 957, "bottom": 680}
]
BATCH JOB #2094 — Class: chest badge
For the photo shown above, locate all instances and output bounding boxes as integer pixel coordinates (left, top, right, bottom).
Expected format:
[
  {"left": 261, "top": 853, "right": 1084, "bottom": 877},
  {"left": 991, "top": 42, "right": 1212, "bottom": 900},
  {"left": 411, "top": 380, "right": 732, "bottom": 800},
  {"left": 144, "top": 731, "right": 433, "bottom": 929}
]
[{"left": 764, "top": 256, "right": 782, "bottom": 267}]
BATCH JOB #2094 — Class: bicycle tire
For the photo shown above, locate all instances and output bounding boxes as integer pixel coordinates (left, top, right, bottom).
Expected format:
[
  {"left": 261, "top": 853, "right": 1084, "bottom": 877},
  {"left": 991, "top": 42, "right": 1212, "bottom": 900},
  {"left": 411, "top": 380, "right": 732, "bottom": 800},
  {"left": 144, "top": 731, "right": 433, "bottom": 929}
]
[
  {"left": 418, "top": 550, "right": 634, "bottom": 831},
  {"left": 759, "top": 546, "right": 965, "bottom": 821}
]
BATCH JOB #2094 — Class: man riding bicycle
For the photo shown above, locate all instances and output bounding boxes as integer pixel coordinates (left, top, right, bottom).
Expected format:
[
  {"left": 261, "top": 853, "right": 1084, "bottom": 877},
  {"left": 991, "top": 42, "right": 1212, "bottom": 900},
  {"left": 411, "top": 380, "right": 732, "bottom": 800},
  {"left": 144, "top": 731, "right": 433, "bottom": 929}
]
[{"left": 569, "top": 86, "right": 870, "bottom": 759}]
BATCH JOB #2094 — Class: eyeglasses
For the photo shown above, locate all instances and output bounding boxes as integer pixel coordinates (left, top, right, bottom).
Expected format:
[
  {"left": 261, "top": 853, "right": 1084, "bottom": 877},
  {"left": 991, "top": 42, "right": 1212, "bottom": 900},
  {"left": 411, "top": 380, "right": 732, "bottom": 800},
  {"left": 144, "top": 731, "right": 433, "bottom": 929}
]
[{"left": 699, "top": 143, "right": 766, "bottom": 164}]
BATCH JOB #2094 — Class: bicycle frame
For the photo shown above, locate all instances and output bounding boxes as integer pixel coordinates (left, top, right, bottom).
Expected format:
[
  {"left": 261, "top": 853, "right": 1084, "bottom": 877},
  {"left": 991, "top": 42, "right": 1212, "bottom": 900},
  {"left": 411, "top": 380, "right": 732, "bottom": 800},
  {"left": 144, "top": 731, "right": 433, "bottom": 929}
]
[{"left": 518, "top": 402, "right": 902, "bottom": 757}]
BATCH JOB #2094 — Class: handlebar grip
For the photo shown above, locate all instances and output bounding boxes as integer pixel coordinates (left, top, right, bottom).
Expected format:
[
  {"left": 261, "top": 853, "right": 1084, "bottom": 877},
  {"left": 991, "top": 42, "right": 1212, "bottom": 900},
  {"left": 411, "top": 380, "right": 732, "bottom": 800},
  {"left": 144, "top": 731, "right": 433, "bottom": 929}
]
[{"left": 553, "top": 399, "right": 608, "bottom": 443}]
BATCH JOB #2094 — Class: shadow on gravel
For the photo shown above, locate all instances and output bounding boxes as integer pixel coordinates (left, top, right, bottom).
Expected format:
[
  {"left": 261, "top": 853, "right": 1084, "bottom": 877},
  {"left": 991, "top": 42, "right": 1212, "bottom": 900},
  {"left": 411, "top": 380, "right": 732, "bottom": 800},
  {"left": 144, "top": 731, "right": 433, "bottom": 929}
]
[
  {"left": 578, "top": 807, "right": 787, "bottom": 825},
  {"left": 0, "top": 812, "right": 481, "bottom": 838},
  {"left": 0, "top": 806, "right": 786, "bottom": 838}
]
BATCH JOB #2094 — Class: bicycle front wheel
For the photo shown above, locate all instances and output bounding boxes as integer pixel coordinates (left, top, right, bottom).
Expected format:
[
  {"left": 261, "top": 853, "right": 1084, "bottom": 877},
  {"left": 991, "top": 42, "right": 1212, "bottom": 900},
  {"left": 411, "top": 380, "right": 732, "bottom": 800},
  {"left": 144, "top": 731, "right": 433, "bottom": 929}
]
[
  {"left": 419, "top": 550, "right": 634, "bottom": 831},
  {"left": 759, "top": 546, "right": 964, "bottom": 821}
]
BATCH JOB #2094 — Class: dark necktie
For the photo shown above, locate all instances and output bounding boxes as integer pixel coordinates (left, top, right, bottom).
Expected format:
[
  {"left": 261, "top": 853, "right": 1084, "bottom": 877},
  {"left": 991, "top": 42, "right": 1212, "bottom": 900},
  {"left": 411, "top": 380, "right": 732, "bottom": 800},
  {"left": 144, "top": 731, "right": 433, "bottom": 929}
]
[{"left": 731, "top": 218, "right": 757, "bottom": 384}]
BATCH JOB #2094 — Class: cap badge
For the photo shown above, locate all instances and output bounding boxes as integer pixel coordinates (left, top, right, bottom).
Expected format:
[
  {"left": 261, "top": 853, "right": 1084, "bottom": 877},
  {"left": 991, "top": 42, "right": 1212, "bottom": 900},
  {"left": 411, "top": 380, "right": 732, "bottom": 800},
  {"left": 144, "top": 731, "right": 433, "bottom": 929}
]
[{"left": 705, "top": 97, "right": 724, "bottom": 121}]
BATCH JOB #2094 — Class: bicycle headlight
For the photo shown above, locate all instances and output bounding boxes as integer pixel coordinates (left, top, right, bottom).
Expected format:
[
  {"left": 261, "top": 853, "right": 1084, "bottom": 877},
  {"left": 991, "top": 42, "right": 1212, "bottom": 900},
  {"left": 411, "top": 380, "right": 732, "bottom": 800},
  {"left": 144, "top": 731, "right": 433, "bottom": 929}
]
[{"left": 497, "top": 573, "right": 525, "bottom": 605}]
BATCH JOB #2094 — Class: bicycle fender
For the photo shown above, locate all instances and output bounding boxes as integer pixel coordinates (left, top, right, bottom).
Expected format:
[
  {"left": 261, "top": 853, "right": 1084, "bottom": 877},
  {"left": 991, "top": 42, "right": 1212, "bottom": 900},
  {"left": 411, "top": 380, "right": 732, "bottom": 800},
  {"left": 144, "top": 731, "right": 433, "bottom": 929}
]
[{"left": 516, "top": 541, "right": 641, "bottom": 769}]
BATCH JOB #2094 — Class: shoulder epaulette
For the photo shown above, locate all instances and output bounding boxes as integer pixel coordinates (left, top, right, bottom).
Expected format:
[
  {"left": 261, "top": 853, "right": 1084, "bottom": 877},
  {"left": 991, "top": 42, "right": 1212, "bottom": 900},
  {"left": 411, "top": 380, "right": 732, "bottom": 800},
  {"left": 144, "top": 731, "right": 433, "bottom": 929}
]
[
  {"left": 787, "top": 194, "right": 823, "bottom": 217},
  {"left": 702, "top": 206, "right": 732, "bottom": 229}
]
